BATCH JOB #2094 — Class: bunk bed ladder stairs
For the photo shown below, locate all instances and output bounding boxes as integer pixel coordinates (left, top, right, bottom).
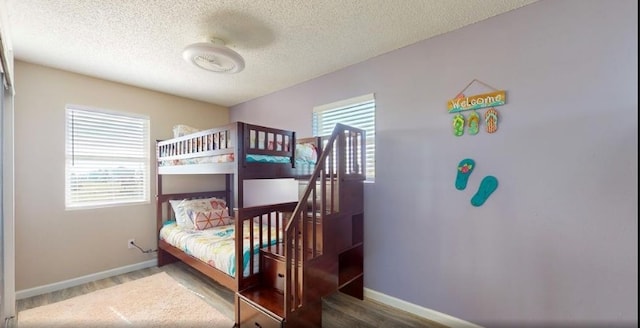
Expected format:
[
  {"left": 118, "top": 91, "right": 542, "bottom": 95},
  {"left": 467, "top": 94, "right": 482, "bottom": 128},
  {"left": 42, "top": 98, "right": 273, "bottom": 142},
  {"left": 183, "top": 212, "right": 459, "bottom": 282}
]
[{"left": 236, "top": 124, "right": 366, "bottom": 328}]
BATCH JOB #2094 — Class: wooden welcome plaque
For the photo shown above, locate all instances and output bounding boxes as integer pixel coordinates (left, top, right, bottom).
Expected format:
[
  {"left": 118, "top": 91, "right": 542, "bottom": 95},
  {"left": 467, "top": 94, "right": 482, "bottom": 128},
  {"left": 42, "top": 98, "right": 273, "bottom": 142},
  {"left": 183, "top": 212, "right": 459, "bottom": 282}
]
[{"left": 447, "top": 90, "right": 506, "bottom": 113}]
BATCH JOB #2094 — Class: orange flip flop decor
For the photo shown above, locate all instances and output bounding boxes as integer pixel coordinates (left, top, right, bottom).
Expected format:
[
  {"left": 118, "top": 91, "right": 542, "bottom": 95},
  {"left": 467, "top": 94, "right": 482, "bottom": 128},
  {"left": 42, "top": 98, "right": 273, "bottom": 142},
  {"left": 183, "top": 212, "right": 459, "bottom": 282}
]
[{"left": 485, "top": 108, "right": 498, "bottom": 133}]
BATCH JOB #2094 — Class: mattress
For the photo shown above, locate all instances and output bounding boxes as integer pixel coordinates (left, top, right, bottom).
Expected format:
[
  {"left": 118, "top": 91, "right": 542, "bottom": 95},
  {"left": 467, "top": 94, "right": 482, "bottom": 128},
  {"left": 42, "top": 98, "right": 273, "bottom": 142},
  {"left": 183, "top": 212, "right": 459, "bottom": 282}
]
[
  {"left": 159, "top": 220, "right": 281, "bottom": 277},
  {"left": 158, "top": 140, "right": 318, "bottom": 169},
  {"left": 158, "top": 153, "right": 292, "bottom": 167}
]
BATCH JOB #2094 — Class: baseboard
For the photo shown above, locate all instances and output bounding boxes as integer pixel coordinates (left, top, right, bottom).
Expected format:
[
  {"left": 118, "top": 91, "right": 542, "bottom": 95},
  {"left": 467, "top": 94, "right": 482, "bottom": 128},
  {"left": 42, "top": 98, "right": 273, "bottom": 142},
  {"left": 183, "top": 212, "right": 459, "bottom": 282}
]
[
  {"left": 364, "top": 288, "right": 483, "bottom": 328},
  {"left": 16, "top": 259, "right": 157, "bottom": 300}
]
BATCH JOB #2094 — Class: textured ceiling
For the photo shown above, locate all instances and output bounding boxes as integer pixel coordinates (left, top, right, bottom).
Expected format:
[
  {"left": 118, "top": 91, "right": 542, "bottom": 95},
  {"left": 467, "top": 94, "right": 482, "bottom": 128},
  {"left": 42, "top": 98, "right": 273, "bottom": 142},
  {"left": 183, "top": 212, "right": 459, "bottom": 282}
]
[{"left": 6, "top": 0, "right": 537, "bottom": 107}]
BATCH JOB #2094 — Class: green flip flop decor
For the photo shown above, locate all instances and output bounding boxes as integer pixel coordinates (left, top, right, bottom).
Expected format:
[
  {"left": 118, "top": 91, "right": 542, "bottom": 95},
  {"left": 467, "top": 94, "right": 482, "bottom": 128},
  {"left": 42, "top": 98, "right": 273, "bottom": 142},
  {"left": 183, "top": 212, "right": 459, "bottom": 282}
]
[
  {"left": 468, "top": 111, "right": 480, "bottom": 135},
  {"left": 453, "top": 113, "right": 465, "bottom": 136}
]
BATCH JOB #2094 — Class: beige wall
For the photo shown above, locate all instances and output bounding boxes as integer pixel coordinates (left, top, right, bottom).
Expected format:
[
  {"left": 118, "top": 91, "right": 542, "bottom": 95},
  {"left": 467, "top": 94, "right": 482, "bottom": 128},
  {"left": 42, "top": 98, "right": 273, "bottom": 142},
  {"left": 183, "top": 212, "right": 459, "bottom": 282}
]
[{"left": 13, "top": 61, "right": 228, "bottom": 290}]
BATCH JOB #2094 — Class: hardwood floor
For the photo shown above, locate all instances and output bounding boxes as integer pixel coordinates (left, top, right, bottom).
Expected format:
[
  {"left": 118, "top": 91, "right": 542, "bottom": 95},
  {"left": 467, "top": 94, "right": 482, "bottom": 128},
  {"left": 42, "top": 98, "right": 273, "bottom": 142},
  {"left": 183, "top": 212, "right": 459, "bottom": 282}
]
[
  {"left": 16, "top": 261, "right": 236, "bottom": 321},
  {"left": 16, "top": 262, "right": 449, "bottom": 328},
  {"left": 323, "top": 292, "right": 448, "bottom": 328}
]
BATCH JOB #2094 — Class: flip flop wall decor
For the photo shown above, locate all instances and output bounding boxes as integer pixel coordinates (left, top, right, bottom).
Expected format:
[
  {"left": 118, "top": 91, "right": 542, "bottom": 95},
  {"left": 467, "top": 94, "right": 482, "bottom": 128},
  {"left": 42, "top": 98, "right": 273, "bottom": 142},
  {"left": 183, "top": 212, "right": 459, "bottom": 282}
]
[
  {"left": 485, "top": 108, "right": 498, "bottom": 134},
  {"left": 471, "top": 175, "right": 499, "bottom": 206},
  {"left": 453, "top": 114, "right": 465, "bottom": 136},
  {"left": 455, "top": 158, "right": 475, "bottom": 190},
  {"left": 468, "top": 111, "right": 480, "bottom": 135}
]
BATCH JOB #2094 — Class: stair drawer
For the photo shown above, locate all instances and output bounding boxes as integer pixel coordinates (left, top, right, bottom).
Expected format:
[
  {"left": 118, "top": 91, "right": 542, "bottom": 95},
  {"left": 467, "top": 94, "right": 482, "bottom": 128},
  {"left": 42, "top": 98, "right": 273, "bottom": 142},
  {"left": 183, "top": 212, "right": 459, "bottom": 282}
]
[
  {"left": 262, "top": 253, "right": 285, "bottom": 293},
  {"left": 238, "top": 298, "right": 283, "bottom": 328}
]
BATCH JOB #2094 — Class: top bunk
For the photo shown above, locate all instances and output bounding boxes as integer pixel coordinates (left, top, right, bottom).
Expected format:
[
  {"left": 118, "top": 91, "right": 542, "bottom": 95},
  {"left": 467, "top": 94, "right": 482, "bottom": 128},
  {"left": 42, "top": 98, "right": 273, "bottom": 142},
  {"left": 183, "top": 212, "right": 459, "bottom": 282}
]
[{"left": 156, "top": 121, "right": 321, "bottom": 179}]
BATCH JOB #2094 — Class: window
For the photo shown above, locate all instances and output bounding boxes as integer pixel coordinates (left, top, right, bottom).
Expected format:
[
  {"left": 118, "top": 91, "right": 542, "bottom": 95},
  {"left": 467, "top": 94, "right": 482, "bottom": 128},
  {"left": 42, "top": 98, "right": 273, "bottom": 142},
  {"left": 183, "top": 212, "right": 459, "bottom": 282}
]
[
  {"left": 65, "top": 106, "right": 150, "bottom": 209},
  {"left": 313, "top": 94, "right": 375, "bottom": 180}
]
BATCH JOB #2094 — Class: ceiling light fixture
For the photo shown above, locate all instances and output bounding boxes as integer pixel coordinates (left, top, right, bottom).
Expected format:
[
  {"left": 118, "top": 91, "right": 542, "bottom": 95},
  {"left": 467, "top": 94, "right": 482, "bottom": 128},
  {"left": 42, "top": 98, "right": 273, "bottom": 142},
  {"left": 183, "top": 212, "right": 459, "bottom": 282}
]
[{"left": 182, "top": 38, "right": 245, "bottom": 74}]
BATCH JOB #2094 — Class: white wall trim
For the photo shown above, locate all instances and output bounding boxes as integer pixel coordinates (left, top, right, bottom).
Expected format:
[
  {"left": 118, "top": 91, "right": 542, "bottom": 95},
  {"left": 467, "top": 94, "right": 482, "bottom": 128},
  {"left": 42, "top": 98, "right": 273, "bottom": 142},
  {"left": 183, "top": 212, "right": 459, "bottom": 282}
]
[
  {"left": 2, "top": 69, "right": 16, "bottom": 321},
  {"left": 364, "top": 288, "right": 484, "bottom": 328},
  {"left": 16, "top": 260, "right": 157, "bottom": 300}
]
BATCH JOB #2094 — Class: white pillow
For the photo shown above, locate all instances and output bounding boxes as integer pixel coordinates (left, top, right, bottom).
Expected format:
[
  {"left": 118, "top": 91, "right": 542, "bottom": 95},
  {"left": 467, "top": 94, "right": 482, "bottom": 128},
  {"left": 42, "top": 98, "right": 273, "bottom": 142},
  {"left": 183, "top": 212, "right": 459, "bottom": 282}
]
[{"left": 172, "top": 124, "right": 200, "bottom": 138}]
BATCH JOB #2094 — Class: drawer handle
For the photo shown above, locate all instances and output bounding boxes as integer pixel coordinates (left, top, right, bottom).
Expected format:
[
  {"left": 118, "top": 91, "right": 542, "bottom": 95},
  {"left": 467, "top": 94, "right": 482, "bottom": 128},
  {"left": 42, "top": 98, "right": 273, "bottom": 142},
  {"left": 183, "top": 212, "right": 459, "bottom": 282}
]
[
  {"left": 254, "top": 322, "right": 262, "bottom": 328},
  {"left": 277, "top": 273, "right": 285, "bottom": 278}
]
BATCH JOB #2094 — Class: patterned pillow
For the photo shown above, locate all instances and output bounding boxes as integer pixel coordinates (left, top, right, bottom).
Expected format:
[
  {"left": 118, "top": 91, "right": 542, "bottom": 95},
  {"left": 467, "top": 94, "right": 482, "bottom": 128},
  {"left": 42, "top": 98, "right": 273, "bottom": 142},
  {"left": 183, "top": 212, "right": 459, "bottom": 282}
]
[
  {"left": 190, "top": 208, "right": 232, "bottom": 230},
  {"left": 169, "top": 197, "right": 227, "bottom": 229},
  {"left": 210, "top": 198, "right": 226, "bottom": 209}
]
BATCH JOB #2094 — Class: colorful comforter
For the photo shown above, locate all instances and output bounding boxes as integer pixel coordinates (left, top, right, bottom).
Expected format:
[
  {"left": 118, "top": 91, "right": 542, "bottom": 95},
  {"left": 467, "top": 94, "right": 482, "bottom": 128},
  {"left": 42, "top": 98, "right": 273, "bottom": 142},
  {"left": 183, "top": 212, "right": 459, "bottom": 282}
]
[{"left": 159, "top": 221, "right": 282, "bottom": 277}]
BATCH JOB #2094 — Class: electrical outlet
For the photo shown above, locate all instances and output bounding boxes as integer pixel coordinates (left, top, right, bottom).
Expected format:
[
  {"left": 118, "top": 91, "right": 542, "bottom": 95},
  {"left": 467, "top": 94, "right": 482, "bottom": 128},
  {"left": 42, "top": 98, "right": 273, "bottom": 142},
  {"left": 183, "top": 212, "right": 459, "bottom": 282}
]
[{"left": 128, "top": 239, "right": 135, "bottom": 249}]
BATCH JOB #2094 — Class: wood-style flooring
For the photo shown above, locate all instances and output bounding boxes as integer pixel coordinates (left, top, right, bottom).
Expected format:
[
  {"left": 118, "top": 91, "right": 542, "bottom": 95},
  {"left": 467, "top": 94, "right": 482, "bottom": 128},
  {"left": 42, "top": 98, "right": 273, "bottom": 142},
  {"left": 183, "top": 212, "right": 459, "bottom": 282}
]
[
  {"left": 16, "top": 261, "right": 448, "bottom": 327},
  {"left": 16, "top": 262, "right": 235, "bottom": 322}
]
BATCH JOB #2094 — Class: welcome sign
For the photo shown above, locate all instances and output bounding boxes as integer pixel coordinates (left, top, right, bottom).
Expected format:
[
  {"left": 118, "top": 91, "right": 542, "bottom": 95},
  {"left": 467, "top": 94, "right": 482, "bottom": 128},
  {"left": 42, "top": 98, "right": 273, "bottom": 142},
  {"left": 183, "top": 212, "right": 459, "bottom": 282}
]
[{"left": 447, "top": 90, "right": 506, "bottom": 113}]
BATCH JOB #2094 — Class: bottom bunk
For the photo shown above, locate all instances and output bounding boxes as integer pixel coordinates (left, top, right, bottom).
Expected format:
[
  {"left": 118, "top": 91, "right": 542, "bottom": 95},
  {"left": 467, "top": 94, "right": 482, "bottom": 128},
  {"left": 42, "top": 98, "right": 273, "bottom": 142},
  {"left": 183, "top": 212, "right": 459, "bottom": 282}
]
[{"left": 156, "top": 190, "right": 296, "bottom": 292}]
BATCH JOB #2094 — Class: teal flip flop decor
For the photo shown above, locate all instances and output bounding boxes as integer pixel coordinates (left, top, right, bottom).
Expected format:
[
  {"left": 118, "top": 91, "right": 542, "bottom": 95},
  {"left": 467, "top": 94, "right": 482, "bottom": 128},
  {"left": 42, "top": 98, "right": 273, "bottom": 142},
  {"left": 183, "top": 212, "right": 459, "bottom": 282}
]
[
  {"left": 455, "top": 158, "right": 475, "bottom": 190},
  {"left": 471, "top": 175, "right": 499, "bottom": 207}
]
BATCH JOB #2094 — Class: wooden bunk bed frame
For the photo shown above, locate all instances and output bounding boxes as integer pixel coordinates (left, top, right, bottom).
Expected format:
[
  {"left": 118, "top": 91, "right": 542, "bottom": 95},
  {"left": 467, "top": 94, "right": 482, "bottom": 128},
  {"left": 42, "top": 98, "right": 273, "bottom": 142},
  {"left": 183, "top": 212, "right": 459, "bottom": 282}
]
[
  {"left": 155, "top": 121, "right": 365, "bottom": 327},
  {"left": 157, "top": 121, "right": 319, "bottom": 211}
]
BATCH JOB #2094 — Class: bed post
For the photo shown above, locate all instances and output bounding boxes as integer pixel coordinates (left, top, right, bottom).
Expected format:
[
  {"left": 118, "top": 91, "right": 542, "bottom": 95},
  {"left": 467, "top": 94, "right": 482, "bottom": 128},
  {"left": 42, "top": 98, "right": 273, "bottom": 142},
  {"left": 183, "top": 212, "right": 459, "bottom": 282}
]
[
  {"left": 226, "top": 174, "right": 233, "bottom": 215},
  {"left": 155, "top": 139, "right": 163, "bottom": 237},
  {"left": 235, "top": 122, "right": 244, "bottom": 209},
  {"left": 155, "top": 139, "right": 163, "bottom": 196}
]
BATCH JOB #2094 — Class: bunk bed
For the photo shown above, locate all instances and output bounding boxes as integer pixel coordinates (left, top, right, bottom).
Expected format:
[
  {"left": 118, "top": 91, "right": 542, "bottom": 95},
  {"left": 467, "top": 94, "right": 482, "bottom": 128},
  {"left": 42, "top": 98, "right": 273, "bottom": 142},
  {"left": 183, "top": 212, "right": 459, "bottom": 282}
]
[
  {"left": 156, "top": 121, "right": 366, "bottom": 327},
  {"left": 156, "top": 121, "right": 320, "bottom": 291}
]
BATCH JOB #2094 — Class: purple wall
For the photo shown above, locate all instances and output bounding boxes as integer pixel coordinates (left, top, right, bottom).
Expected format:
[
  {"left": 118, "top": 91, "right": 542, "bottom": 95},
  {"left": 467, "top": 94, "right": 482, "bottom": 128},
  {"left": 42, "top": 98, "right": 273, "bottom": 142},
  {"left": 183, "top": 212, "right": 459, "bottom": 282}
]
[{"left": 231, "top": 1, "right": 638, "bottom": 326}]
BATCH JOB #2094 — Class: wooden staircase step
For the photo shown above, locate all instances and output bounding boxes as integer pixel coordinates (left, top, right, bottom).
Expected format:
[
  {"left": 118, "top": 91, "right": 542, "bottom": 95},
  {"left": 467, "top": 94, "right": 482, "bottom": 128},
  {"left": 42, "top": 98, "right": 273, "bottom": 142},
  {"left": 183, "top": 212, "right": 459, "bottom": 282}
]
[
  {"left": 238, "top": 285, "right": 285, "bottom": 319},
  {"left": 261, "top": 244, "right": 286, "bottom": 260},
  {"left": 264, "top": 214, "right": 323, "bottom": 259},
  {"left": 261, "top": 243, "right": 320, "bottom": 259}
]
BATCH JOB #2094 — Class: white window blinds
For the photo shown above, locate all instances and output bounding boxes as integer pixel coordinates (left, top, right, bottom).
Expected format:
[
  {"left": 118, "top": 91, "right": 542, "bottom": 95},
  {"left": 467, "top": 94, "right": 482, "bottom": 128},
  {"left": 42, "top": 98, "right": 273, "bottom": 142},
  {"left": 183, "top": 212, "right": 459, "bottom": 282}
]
[
  {"left": 65, "top": 106, "right": 150, "bottom": 208},
  {"left": 313, "top": 94, "right": 375, "bottom": 180}
]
